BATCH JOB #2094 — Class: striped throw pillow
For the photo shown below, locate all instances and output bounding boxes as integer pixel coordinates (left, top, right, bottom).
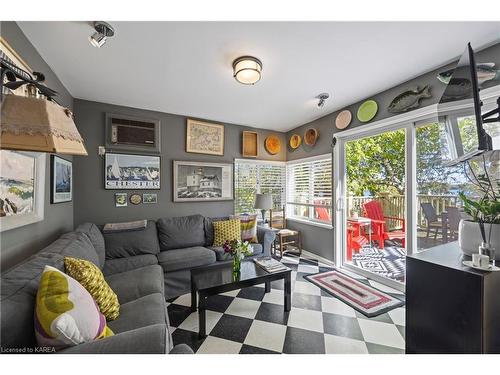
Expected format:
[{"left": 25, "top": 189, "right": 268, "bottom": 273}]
[{"left": 231, "top": 214, "right": 258, "bottom": 243}]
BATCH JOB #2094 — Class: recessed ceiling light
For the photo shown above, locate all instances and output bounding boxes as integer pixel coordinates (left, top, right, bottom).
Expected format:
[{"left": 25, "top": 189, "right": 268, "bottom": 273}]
[
  {"left": 89, "top": 21, "right": 115, "bottom": 48},
  {"left": 232, "top": 56, "right": 262, "bottom": 85}
]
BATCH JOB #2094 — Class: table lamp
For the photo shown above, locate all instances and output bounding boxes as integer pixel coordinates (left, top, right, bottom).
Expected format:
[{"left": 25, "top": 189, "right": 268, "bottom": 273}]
[{"left": 254, "top": 193, "right": 273, "bottom": 223}]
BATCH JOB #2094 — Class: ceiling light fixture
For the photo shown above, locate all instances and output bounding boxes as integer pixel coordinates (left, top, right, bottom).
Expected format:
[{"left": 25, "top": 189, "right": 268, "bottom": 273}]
[
  {"left": 89, "top": 21, "right": 115, "bottom": 48},
  {"left": 232, "top": 56, "right": 262, "bottom": 85},
  {"left": 317, "top": 93, "right": 330, "bottom": 108}
]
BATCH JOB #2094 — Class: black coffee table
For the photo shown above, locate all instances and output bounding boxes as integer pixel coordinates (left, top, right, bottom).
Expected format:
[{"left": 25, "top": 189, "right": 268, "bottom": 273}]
[{"left": 190, "top": 260, "right": 291, "bottom": 338}]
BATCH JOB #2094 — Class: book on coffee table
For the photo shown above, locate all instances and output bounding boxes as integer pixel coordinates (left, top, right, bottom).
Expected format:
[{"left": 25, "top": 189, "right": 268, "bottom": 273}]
[{"left": 254, "top": 257, "right": 288, "bottom": 273}]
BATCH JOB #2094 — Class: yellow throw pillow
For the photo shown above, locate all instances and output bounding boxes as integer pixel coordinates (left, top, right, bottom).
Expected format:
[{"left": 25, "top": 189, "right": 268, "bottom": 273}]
[
  {"left": 64, "top": 257, "right": 120, "bottom": 321},
  {"left": 212, "top": 219, "right": 242, "bottom": 247},
  {"left": 35, "top": 265, "right": 113, "bottom": 350}
]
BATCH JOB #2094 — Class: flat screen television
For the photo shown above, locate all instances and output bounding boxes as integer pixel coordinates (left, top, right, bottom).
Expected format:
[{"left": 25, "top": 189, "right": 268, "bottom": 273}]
[{"left": 437, "top": 43, "right": 499, "bottom": 165}]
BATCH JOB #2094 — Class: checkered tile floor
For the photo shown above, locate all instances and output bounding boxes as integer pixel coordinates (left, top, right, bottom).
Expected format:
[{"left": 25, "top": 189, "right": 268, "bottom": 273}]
[{"left": 167, "top": 254, "right": 406, "bottom": 354}]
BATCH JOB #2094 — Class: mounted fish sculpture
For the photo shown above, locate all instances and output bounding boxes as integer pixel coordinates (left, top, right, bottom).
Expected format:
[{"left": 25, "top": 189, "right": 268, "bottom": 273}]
[
  {"left": 437, "top": 63, "right": 500, "bottom": 87},
  {"left": 387, "top": 85, "right": 432, "bottom": 113}
]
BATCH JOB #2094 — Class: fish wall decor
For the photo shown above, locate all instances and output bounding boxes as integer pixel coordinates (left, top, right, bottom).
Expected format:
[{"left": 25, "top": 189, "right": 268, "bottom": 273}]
[
  {"left": 387, "top": 85, "right": 432, "bottom": 113},
  {"left": 437, "top": 62, "right": 500, "bottom": 87}
]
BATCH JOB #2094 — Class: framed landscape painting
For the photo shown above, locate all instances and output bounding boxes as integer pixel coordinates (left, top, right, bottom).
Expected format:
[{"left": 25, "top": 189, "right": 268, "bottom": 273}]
[
  {"left": 51, "top": 156, "right": 72, "bottom": 203},
  {"left": 186, "top": 119, "right": 224, "bottom": 156},
  {"left": 105, "top": 152, "right": 160, "bottom": 190},
  {"left": 0, "top": 150, "right": 45, "bottom": 232},
  {"left": 173, "top": 161, "right": 233, "bottom": 202}
]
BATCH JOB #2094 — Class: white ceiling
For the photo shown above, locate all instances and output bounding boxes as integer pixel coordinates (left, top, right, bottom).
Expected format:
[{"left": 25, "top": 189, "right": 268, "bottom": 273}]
[{"left": 18, "top": 21, "right": 500, "bottom": 132}]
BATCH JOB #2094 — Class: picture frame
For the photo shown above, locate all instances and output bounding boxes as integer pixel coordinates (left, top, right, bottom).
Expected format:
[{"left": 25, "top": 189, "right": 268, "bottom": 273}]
[
  {"left": 51, "top": 155, "right": 72, "bottom": 204},
  {"left": 104, "top": 152, "right": 161, "bottom": 190},
  {"left": 173, "top": 160, "right": 233, "bottom": 202},
  {"left": 186, "top": 118, "right": 224, "bottom": 156},
  {"left": 242, "top": 131, "right": 258, "bottom": 158},
  {"left": 0, "top": 150, "right": 45, "bottom": 232},
  {"left": 115, "top": 193, "right": 128, "bottom": 207},
  {"left": 143, "top": 193, "right": 158, "bottom": 204}
]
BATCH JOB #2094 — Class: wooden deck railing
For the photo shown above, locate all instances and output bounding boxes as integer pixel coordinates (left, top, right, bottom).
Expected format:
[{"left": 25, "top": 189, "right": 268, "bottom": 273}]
[{"left": 346, "top": 194, "right": 460, "bottom": 230}]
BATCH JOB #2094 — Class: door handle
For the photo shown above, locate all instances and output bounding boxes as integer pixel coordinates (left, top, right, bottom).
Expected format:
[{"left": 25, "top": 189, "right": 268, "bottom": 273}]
[{"left": 336, "top": 198, "right": 344, "bottom": 211}]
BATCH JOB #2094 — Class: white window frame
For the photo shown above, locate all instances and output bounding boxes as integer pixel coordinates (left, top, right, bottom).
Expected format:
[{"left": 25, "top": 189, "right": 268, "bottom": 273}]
[
  {"left": 0, "top": 151, "right": 46, "bottom": 232},
  {"left": 286, "top": 153, "right": 333, "bottom": 228},
  {"left": 233, "top": 159, "right": 286, "bottom": 216}
]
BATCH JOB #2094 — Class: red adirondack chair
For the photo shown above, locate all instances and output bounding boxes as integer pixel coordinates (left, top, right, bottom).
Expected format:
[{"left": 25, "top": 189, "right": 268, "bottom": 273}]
[{"left": 363, "top": 200, "right": 405, "bottom": 249}]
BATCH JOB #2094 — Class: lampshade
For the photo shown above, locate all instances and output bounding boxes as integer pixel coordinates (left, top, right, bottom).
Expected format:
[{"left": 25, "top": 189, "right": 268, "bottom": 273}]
[
  {"left": 254, "top": 193, "right": 273, "bottom": 210},
  {"left": 0, "top": 94, "right": 87, "bottom": 155},
  {"left": 232, "top": 56, "right": 262, "bottom": 85}
]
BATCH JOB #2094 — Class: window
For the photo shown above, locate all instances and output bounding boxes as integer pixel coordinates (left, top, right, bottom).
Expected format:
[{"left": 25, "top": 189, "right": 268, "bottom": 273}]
[
  {"left": 234, "top": 159, "right": 286, "bottom": 215},
  {"left": 287, "top": 154, "right": 332, "bottom": 225}
]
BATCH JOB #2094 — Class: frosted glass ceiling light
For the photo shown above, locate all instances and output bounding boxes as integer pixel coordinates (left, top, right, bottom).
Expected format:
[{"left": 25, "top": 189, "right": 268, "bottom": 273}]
[{"left": 233, "top": 56, "right": 262, "bottom": 85}]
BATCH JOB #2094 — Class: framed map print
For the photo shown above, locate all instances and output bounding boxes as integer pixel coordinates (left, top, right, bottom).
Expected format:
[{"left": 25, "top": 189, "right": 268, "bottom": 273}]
[{"left": 186, "top": 119, "right": 224, "bottom": 156}]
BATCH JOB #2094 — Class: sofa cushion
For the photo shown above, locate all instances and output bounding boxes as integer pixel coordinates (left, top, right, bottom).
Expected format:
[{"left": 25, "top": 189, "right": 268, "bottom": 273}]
[
  {"left": 157, "top": 214, "right": 205, "bottom": 251},
  {"left": 107, "top": 293, "right": 167, "bottom": 334},
  {"left": 103, "top": 220, "right": 160, "bottom": 259},
  {"left": 157, "top": 246, "right": 216, "bottom": 273},
  {"left": 35, "top": 265, "right": 113, "bottom": 350},
  {"left": 102, "top": 255, "right": 159, "bottom": 276},
  {"left": 64, "top": 257, "right": 120, "bottom": 321},
  {"left": 212, "top": 219, "right": 241, "bottom": 246},
  {"left": 204, "top": 216, "right": 229, "bottom": 247},
  {"left": 105, "top": 265, "right": 164, "bottom": 304},
  {"left": 75, "top": 223, "right": 106, "bottom": 268},
  {"left": 43, "top": 232, "right": 101, "bottom": 268},
  {"left": 209, "top": 243, "right": 263, "bottom": 261}
]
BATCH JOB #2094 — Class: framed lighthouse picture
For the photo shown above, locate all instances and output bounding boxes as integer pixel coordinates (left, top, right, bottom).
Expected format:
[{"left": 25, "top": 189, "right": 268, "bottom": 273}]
[
  {"left": 173, "top": 161, "right": 233, "bottom": 202},
  {"left": 104, "top": 153, "right": 160, "bottom": 190}
]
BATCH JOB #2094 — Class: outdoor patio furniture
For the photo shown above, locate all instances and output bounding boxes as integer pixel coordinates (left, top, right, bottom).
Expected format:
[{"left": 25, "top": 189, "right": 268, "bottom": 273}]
[
  {"left": 421, "top": 202, "right": 442, "bottom": 239},
  {"left": 441, "top": 206, "right": 461, "bottom": 242},
  {"left": 363, "top": 200, "right": 405, "bottom": 249},
  {"left": 346, "top": 219, "right": 370, "bottom": 261}
]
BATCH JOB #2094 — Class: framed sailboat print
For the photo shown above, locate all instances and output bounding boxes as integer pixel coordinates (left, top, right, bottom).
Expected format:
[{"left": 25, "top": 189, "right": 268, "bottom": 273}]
[{"left": 104, "top": 153, "right": 160, "bottom": 190}]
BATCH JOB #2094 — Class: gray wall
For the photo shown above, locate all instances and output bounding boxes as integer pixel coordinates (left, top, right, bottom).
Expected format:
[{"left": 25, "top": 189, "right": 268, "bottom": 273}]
[
  {"left": 285, "top": 42, "right": 500, "bottom": 261},
  {"left": 0, "top": 22, "right": 75, "bottom": 271},
  {"left": 73, "top": 99, "right": 286, "bottom": 226}
]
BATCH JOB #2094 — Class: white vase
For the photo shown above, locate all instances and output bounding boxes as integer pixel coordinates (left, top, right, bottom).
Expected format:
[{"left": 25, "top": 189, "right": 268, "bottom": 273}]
[{"left": 458, "top": 219, "right": 500, "bottom": 260}]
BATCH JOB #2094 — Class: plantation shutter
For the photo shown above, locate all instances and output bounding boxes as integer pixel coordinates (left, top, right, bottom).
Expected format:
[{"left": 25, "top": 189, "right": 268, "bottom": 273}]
[
  {"left": 287, "top": 154, "right": 332, "bottom": 220},
  {"left": 234, "top": 160, "right": 286, "bottom": 215}
]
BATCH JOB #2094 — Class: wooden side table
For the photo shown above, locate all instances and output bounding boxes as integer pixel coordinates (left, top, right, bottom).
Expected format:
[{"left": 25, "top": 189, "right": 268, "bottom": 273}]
[{"left": 272, "top": 229, "right": 302, "bottom": 259}]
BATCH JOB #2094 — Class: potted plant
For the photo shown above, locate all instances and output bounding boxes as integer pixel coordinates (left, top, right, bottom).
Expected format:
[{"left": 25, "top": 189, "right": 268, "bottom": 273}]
[
  {"left": 458, "top": 156, "right": 500, "bottom": 259},
  {"left": 223, "top": 239, "right": 254, "bottom": 278}
]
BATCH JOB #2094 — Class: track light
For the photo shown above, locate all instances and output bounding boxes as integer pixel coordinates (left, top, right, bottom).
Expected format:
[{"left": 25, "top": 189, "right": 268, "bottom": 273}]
[
  {"left": 89, "top": 21, "right": 115, "bottom": 48},
  {"left": 317, "top": 93, "right": 330, "bottom": 108}
]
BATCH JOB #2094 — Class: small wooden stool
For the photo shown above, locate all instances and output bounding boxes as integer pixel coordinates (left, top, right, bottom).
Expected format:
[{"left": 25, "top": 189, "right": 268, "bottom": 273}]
[{"left": 272, "top": 229, "right": 302, "bottom": 259}]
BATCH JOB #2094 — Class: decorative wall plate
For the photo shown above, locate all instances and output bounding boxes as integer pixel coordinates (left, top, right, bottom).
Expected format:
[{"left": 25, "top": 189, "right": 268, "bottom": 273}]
[
  {"left": 129, "top": 193, "right": 142, "bottom": 205},
  {"left": 304, "top": 128, "right": 319, "bottom": 146},
  {"left": 357, "top": 100, "right": 378, "bottom": 122},
  {"left": 289, "top": 134, "right": 302, "bottom": 149},
  {"left": 265, "top": 135, "right": 281, "bottom": 155},
  {"left": 335, "top": 110, "right": 352, "bottom": 129}
]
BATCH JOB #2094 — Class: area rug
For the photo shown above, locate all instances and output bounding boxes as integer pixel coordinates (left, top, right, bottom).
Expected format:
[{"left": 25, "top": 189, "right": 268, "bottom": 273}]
[
  {"left": 351, "top": 246, "right": 406, "bottom": 282},
  {"left": 305, "top": 269, "right": 404, "bottom": 317}
]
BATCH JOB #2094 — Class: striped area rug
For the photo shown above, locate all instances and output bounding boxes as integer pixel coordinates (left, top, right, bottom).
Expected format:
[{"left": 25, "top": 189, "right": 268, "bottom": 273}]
[{"left": 305, "top": 269, "right": 404, "bottom": 317}]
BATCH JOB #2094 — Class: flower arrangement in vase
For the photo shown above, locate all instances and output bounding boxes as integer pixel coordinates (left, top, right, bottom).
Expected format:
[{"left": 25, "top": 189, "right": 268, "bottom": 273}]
[{"left": 223, "top": 239, "right": 254, "bottom": 279}]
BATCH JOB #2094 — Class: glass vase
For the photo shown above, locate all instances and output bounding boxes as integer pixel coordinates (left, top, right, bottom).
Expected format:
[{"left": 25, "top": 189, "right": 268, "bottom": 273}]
[{"left": 232, "top": 254, "right": 241, "bottom": 280}]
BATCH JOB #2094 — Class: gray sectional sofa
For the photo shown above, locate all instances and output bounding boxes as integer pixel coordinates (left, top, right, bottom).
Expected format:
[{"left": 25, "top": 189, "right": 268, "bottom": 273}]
[{"left": 0, "top": 214, "right": 275, "bottom": 354}]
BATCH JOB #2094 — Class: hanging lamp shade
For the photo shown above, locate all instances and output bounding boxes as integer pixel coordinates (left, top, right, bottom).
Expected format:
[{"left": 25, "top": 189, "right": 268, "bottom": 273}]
[{"left": 0, "top": 94, "right": 87, "bottom": 155}]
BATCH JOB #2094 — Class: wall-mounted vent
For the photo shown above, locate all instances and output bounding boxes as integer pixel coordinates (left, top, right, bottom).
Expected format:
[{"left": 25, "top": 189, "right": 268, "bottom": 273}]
[{"left": 105, "top": 113, "right": 160, "bottom": 154}]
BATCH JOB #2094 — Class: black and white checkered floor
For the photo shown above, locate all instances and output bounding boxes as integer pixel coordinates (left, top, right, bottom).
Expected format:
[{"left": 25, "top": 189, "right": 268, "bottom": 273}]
[{"left": 167, "top": 254, "right": 406, "bottom": 354}]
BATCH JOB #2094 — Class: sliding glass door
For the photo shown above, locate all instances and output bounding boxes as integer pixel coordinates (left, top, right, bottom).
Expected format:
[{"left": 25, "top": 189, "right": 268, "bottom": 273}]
[{"left": 336, "top": 126, "right": 409, "bottom": 289}]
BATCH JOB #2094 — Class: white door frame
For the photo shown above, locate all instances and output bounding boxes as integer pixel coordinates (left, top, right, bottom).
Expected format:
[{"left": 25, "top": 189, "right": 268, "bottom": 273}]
[{"left": 332, "top": 86, "right": 500, "bottom": 292}]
